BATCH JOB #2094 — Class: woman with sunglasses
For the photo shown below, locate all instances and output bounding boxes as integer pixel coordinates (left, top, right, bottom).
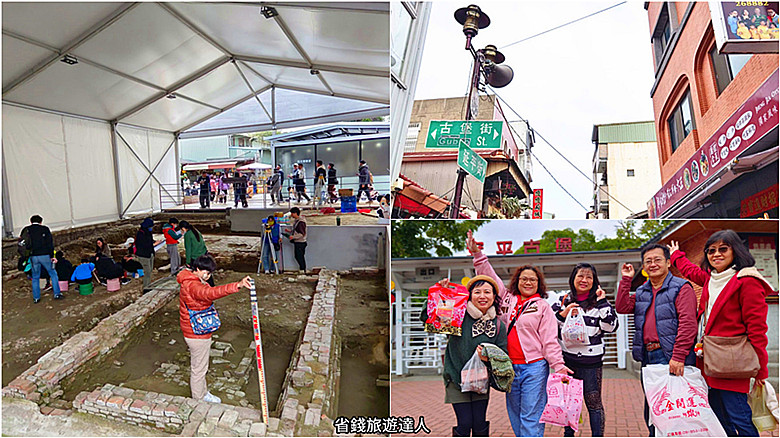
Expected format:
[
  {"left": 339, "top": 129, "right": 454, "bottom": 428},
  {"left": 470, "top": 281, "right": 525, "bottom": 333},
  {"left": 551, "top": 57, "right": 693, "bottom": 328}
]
[
  {"left": 551, "top": 263, "right": 618, "bottom": 437},
  {"left": 668, "top": 230, "right": 771, "bottom": 436},
  {"left": 466, "top": 230, "right": 571, "bottom": 437}
]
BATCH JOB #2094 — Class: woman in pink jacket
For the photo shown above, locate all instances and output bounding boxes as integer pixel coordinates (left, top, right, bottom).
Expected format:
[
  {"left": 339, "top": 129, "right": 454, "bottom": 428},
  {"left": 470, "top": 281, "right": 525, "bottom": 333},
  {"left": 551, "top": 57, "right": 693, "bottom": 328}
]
[{"left": 467, "top": 231, "right": 571, "bottom": 436}]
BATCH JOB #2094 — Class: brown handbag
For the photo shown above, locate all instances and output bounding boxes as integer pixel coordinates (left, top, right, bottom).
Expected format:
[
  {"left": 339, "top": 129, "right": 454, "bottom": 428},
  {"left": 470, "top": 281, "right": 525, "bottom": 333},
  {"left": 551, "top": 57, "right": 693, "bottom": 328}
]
[{"left": 702, "top": 335, "right": 759, "bottom": 379}]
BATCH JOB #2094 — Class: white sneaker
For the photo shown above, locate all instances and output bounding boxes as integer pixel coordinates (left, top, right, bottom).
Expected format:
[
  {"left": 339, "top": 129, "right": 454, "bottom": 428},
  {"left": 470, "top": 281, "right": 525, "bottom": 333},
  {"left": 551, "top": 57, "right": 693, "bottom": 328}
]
[
  {"left": 264, "top": 270, "right": 270, "bottom": 274},
  {"left": 203, "top": 392, "right": 221, "bottom": 403}
]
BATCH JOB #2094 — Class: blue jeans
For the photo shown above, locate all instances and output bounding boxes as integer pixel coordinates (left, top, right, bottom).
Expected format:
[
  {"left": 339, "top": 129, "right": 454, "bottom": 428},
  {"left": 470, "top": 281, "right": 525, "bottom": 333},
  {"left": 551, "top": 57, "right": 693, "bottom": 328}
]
[
  {"left": 261, "top": 240, "right": 278, "bottom": 273},
  {"left": 506, "top": 360, "right": 549, "bottom": 437},
  {"left": 641, "top": 348, "right": 670, "bottom": 436},
  {"left": 30, "top": 255, "right": 61, "bottom": 300},
  {"left": 708, "top": 388, "right": 759, "bottom": 437}
]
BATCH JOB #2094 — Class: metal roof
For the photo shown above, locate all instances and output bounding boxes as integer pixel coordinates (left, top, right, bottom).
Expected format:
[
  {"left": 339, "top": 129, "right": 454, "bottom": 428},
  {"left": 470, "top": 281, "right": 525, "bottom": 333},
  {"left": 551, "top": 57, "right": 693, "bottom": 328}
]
[
  {"left": 2, "top": 2, "right": 389, "bottom": 137},
  {"left": 592, "top": 121, "right": 657, "bottom": 144},
  {"left": 266, "top": 122, "right": 389, "bottom": 142}
]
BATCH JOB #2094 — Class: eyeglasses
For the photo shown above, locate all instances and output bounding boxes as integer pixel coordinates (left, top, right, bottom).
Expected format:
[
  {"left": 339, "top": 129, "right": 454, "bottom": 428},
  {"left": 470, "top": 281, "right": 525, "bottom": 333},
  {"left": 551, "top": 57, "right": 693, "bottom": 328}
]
[
  {"left": 705, "top": 245, "right": 730, "bottom": 255},
  {"left": 518, "top": 277, "right": 538, "bottom": 284},
  {"left": 643, "top": 257, "right": 666, "bottom": 266}
]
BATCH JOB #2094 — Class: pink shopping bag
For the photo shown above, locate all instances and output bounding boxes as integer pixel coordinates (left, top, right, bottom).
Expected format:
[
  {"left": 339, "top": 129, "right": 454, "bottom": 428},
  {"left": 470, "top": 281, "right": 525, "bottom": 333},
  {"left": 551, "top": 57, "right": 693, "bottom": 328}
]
[{"left": 540, "top": 373, "right": 584, "bottom": 431}]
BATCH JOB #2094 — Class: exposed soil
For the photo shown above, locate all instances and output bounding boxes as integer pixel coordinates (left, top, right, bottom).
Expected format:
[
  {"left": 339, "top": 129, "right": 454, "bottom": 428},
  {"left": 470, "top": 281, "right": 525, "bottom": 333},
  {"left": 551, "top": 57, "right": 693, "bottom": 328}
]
[
  {"left": 336, "top": 275, "right": 390, "bottom": 418},
  {"left": 58, "top": 271, "right": 315, "bottom": 412},
  {"left": 1, "top": 268, "right": 170, "bottom": 387}
]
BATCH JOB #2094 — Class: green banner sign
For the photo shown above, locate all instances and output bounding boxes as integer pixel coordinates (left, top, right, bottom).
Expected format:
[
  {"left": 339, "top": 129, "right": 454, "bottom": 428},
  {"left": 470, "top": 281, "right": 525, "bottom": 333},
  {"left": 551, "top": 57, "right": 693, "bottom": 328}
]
[
  {"left": 425, "top": 120, "right": 503, "bottom": 149},
  {"left": 457, "top": 143, "right": 488, "bottom": 183}
]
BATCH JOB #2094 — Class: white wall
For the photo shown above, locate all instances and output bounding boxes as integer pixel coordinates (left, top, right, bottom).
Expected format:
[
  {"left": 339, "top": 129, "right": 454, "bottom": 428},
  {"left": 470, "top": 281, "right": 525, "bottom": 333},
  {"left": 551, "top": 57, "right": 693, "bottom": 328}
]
[
  {"left": 2, "top": 104, "right": 177, "bottom": 236},
  {"left": 607, "top": 142, "right": 662, "bottom": 218}
]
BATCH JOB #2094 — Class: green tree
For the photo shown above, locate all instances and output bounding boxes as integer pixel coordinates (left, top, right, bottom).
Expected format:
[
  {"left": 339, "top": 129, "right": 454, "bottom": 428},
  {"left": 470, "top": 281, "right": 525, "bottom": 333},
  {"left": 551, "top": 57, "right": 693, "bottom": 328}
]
[
  {"left": 514, "top": 220, "right": 676, "bottom": 254},
  {"left": 392, "top": 220, "right": 487, "bottom": 258}
]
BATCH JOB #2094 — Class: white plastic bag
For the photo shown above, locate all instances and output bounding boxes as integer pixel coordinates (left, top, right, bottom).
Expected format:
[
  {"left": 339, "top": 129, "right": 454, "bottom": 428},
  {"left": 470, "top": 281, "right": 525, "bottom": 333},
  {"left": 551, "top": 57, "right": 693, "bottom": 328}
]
[
  {"left": 561, "top": 311, "right": 588, "bottom": 347},
  {"left": 460, "top": 350, "right": 489, "bottom": 394},
  {"left": 749, "top": 380, "right": 779, "bottom": 432},
  {"left": 642, "top": 364, "right": 726, "bottom": 437}
]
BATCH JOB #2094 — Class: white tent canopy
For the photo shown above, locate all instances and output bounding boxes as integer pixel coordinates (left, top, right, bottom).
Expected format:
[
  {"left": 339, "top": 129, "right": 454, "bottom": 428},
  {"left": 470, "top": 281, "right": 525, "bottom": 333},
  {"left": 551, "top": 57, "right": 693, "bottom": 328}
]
[{"left": 2, "top": 2, "right": 389, "bottom": 235}]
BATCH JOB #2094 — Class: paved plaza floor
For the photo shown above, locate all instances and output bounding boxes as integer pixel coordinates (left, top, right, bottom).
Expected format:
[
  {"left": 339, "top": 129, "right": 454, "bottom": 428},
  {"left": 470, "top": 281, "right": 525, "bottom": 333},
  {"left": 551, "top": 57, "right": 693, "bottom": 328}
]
[{"left": 390, "top": 367, "right": 779, "bottom": 437}]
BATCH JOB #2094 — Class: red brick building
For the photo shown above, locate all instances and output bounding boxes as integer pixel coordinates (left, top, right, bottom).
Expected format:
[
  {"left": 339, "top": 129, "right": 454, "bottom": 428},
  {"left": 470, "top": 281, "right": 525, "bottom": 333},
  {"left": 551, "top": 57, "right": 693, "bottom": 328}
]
[{"left": 645, "top": 2, "right": 778, "bottom": 218}]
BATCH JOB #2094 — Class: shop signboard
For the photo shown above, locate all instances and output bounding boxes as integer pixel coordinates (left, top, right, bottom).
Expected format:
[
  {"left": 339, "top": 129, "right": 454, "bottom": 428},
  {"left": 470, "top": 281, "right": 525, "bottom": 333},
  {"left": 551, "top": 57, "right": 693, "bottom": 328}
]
[
  {"left": 425, "top": 120, "right": 503, "bottom": 149},
  {"left": 648, "top": 70, "right": 779, "bottom": 218},
  {"left": 740, "top": 183, "right": 778, "bottom": 217},
  {"left": 532, "top": 189, "right": 543, "bottom": 219},
  {"left": 711, "top": 1, "right": 779, "bottom": 54}
]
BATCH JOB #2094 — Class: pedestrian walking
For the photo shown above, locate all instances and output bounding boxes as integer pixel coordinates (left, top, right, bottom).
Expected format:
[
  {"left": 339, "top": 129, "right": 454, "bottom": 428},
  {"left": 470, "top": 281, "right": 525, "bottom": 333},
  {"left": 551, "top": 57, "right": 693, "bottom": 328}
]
[
  {"left": 19, "top": 215, "right": 63, "bottom": 302},
  {"left": 268, "top": 166, "right": 283, "bottom": 204},
  {"left": 668, "top": 231, "right": 771, "bottom": 436},
  {"left": 357, "top": 160, "right": 372, "bottom": 203},
  {"left": 466, "top": 230, "right": 572, "bottom": 436},
  {"left": 314, "top": 160, "right": 327, "bottom": 207},
  {"left": 551, "top": 263, "right": 619, "bottom": 437},
  {"left": 327, "top": 163, "right": 338, "bottom": 203},
  {"left": 291, "top": 163, "right": 310, "bottom": 203},
  {"left": 286, "top": 207, "right": 307, "bottom": 273},
  {"left": 162, "top": 217, "right": 182, "bottom": 275},
  {"left": 233, "top": 172, "right": 248, "bottom": 208},
  {"left": 178, "top": 254, "right": 252, "bottom": 403},
  {"left": 615, "top": 244, "right": 698, "bottom": 436},
  {"left": 135, "top": 218, "right": 164, "bottom": 293},
  {"left": 196, "top": 172, "right": 211, "bottom": 209},
  {"left": 420, "top": 276, "right": 508, "bottom": 437}
]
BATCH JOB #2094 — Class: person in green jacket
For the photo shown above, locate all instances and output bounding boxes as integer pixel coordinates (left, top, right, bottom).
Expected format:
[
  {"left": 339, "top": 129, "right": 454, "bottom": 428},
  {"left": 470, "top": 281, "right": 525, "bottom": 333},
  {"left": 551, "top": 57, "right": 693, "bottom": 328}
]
[
  {"left": 420, "top": 275, "right": 508, "bottom": 437},
  {"left": 178, "top": 221, "right": 211, "bottom": 286}
]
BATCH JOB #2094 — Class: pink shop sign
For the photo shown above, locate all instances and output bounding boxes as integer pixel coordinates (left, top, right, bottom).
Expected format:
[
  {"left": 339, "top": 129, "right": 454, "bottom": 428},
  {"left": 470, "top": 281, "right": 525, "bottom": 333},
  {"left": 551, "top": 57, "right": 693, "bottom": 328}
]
[{"left": 648, "top": 70, "right": 779, "bottom": 218}]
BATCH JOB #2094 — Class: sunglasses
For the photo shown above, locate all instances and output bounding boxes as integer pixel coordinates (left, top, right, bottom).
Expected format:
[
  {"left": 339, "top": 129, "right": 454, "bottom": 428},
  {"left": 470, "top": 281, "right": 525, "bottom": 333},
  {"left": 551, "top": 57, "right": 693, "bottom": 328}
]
[{"left": 705, "top": 245, "right": 730, "bottom": 255}]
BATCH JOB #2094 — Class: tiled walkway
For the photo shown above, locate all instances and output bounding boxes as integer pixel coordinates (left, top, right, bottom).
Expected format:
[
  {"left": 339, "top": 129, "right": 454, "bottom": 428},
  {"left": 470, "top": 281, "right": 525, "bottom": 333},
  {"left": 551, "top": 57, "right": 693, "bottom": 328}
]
[{"left": 391, "top": 368, "right": 779, "bottom": 437}]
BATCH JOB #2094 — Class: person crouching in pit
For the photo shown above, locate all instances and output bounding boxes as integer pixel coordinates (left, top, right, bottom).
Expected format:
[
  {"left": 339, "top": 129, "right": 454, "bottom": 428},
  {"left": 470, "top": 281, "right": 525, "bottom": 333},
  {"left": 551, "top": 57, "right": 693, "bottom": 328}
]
[{"left": 178, "top": 254, "right": 252, "bottom": 403}]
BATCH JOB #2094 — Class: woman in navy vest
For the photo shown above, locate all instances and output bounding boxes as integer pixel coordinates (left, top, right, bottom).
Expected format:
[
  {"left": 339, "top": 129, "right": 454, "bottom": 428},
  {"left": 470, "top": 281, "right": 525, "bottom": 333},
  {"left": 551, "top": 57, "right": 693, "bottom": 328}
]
[
  {"left": 551, "top": 263, "right": 619, "bottom": 437},
  {"left": 668, "top": 230, "right": 771, "bottom": 437}
]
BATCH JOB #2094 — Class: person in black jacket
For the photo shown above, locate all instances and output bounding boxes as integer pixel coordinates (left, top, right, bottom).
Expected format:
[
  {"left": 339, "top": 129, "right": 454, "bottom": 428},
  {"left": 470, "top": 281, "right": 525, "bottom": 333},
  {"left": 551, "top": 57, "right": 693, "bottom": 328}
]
[
  {"left": 135, "top": 218, "right": 164, "bottom": 293},
  {"left": 327, "top": 163, "right": 338, "bottom": 203},
  {"left": 233, "top": 172, "right": 249, "bottom": 208},
  {"left": 196, "top": 172, "right": 211, "bottom": 209},
  {"left": 54, "top": 251, "right": 74, "bottom": 288},
  {"left": 94, "top": 254, "right": 127, "bottom": 285},
  {"left": 19, "top": 215, "right": 63, "bottom": 302}
]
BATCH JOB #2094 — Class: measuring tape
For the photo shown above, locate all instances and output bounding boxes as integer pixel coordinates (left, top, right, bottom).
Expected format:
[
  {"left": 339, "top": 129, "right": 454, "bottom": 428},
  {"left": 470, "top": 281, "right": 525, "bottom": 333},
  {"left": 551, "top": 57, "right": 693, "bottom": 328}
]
[{"left": 248, "top": 278, "right": 269, "bottom": 423}]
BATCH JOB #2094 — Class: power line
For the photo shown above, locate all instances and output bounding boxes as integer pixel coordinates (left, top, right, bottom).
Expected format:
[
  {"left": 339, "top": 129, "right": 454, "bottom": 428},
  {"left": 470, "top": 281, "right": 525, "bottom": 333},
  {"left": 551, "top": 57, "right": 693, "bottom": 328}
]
[
  {"left": 491, "top": 99, "right": 589, "bottom": 212},
  {"left": 489, "top": 87, "right": 637, "bottom": 215},
  {"left": 500, "top": 2, "right": 627, "bottom": 50}
]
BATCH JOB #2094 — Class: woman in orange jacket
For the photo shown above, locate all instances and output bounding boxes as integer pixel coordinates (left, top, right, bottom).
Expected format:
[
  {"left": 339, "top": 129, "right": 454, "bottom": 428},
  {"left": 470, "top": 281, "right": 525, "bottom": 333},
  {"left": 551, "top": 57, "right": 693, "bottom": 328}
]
[{"left": 178, "top": 255, "right": 252, "bottom": 403}]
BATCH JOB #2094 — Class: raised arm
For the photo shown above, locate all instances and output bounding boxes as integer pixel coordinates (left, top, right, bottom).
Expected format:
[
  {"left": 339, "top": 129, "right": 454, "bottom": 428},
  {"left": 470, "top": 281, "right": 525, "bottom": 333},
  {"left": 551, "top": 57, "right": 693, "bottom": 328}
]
[
  {"left": 468, "top": 230, "right": 507, "bottom": 300},
  {"left": 615, "top": 263, "right": 637, "bottom": 314},
  {"left": 669, "top": 244, "right": 710, "bottom": 287}
]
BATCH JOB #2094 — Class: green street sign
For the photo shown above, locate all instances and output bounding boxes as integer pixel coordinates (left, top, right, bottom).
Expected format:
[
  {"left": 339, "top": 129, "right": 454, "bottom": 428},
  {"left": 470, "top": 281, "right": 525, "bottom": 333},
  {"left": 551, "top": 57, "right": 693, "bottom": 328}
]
[
  {"left": 457, "top": 143, "right": 488, "bottom": 183},
  {"left": 425, "top": 120, "right": 503, "bottom": 149}
]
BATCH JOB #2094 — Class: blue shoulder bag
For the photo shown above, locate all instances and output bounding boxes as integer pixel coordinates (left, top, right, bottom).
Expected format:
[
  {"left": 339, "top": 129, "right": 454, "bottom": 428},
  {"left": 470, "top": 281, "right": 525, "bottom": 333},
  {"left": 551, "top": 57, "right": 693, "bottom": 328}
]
[{"left": 185, "top": 303, "right": 221, "bottom": 335}]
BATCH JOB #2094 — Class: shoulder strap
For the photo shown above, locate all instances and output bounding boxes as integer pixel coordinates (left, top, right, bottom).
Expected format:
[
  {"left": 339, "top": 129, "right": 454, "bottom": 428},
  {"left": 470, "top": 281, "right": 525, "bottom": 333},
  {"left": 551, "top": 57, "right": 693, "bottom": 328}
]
[{"left": 507, "top": 298, "right": 537, "bottom": 333}]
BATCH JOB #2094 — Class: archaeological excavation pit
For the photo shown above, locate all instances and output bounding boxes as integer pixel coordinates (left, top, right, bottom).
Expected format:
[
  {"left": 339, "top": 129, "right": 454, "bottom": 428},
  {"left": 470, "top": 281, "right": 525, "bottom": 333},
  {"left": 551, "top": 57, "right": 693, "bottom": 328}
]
[{"left": 3, "top": 228, "right": 389, "bottom": 437}]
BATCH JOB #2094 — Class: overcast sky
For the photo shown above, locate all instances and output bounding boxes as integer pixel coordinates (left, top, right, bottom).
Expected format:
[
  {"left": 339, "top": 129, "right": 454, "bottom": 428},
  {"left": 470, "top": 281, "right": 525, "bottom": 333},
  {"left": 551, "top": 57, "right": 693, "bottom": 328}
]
[
  {"left": 413, "top": 1, "right": 657, "bottom": 217},
  {"left": 450, "top": 219, "right": 625, "bottom": 256}
]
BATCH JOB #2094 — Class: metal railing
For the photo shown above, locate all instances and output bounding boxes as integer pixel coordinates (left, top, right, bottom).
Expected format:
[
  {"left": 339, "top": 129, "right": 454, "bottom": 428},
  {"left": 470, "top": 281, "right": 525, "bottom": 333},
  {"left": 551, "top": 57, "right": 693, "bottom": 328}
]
[{"left": 161, "top": 175, "right": 390, "bottom": 210}]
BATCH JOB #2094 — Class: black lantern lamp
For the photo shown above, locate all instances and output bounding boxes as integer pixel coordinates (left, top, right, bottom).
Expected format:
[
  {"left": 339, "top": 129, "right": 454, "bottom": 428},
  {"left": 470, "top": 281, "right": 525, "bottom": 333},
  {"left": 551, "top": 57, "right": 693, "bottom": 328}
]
[
  {"left": 480, "top": 45, "right": 513, "bottom": 88},
  {"left": 454, "top": 4, "right": 490, "bottom": 49}
]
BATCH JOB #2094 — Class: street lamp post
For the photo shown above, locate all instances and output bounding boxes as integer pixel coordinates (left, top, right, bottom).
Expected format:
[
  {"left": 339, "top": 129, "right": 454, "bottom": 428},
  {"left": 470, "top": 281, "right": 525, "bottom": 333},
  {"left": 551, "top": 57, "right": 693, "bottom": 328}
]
[{"left": 449, "top": 5, "right": 513, "bottom": 218}]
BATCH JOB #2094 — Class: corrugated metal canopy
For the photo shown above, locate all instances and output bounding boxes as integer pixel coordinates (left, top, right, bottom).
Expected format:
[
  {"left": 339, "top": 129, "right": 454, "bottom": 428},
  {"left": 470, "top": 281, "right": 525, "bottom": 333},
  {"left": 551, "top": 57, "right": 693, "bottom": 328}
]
[
  {"left": 2, "top": 2, "right": 389, "bottom": 136},
  {"left": 593, "top": 120, "right": 656, "bottom": 144}
]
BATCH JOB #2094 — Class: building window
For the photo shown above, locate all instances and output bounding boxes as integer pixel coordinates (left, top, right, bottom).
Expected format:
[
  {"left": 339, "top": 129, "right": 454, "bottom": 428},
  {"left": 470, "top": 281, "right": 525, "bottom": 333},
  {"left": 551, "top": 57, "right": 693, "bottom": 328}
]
[
  {"left": 667, "top": 89, "right": 695, "bottom": 152},
  {"left": 652, "top": 4, "right": 674, "bottom": 66},
  {"left": 627, "top": 169, "right": 635, "bottom": 177},
  {"left": 405, "top": 122, "right": 421, "bottom": 152},
  {"left": 710, "top": 46, "right": 752, "bottom": 95},
  {"left": 391, "top": 3, "right": 417, "bottom": 81}
]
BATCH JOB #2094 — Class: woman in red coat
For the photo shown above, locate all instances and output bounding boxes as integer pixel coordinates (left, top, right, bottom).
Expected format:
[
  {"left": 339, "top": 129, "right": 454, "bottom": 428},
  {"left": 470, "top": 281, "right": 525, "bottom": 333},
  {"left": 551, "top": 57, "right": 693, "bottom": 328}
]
[
  {"left": 668, "top": 230, "right": 771, "bottom": 436},
  {"left": 178, "top": 254, "right": 252, "bottom": 403}
]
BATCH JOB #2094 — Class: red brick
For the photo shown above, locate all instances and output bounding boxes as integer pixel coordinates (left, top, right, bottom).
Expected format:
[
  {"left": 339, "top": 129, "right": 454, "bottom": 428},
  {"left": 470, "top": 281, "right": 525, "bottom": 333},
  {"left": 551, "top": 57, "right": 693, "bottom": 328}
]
[
  {"left": 129, "top": 399, "right": 148, "bottom": 414},
  {"left": 106, "top": 396, "right": 124, "bottom": 409}
]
